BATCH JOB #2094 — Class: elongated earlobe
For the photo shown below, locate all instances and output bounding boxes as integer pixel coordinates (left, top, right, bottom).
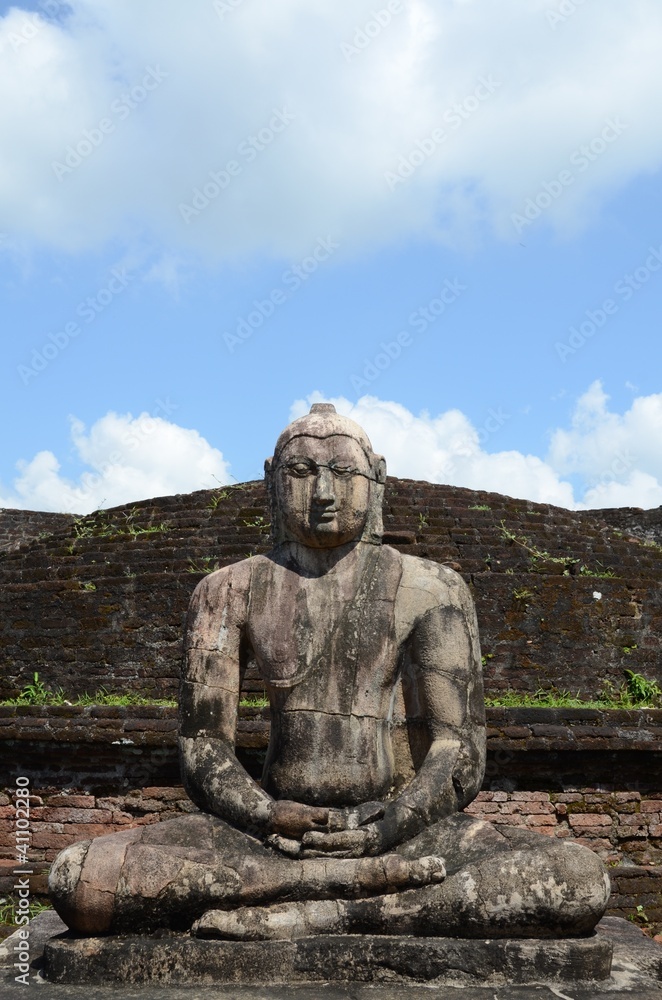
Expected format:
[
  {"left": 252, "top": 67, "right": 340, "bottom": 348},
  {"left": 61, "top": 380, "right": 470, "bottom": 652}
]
[{"left": 360, "top": 454, "right": 386, "bottom": 545}]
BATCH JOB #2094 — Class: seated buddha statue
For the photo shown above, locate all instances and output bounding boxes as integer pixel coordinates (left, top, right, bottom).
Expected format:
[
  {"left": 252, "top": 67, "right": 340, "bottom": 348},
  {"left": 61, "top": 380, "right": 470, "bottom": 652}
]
[{"left": 49, "top": 403, "right": 610, "bottom": 941}]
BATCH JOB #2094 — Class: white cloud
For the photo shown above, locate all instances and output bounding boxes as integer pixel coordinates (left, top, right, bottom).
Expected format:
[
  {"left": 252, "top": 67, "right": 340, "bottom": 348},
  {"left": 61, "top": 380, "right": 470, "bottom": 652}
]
[
  {"left": 0, "top": 411, "right": 231, "bottom": 513},
  {"left": 549, "top": 379, "right": 662, "bottom": 479},
  {"left": 581, "top": 471, "right": 662, "bottom": 510},
  {"left": 1, "top": 0, "right": 661, "bottom": 261},
  {"left": 290, "top": 384, "right": 662, "bottom": 509},
  {"left": 548, "top": 380, "right": 662, "bottom": 508},
  {"left": 3, "top": 385, "right": 660, "bottom": 514}
]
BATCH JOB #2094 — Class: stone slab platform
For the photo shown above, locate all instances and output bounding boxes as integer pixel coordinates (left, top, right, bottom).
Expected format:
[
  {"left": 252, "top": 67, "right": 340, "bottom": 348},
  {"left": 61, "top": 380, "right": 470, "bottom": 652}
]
[
  {"left": 42, "top": 929, "right": 613, "bottom": 987},
  {"left": 3, "top": 913, "right": 662, "bottom": 997}
]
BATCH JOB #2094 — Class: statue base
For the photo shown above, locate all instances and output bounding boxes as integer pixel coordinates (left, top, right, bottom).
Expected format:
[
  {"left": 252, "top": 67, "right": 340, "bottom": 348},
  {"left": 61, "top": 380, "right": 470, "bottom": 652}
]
[{"left": 43, "top": 931, "right": 613, "bottom": 986}]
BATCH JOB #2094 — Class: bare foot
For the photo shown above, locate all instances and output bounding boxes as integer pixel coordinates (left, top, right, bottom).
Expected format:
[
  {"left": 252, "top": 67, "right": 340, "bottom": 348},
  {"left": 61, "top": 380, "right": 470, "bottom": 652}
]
[
  {"left": 193, "top": 899, "right": 342, "bottom": 941},
  {"left": 191, "top": 856, "right": 445, "bottom": 941}
]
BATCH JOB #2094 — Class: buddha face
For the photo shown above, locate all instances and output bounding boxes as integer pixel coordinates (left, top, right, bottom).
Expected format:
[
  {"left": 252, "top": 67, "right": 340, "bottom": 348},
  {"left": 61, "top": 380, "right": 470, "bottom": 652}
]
[{"left": 274, "top": 434, "right": 373, "bottom": 548}]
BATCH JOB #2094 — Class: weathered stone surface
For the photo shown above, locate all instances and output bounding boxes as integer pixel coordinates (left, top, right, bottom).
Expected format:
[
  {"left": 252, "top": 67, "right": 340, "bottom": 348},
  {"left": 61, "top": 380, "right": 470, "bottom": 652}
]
[
  {"left": 7, "top": 911, "right": 661, "bottom": 996},
  {"left": 0, "top": 908, "right": 67, "bottom": 971},
  {"left": 597, "top": 915, "right": 662, "bottom": 982},
  {"left": 43, "top": 930, "right": 613, "bottom": 986},
  {"left": 45, "top": 405, "right": 612, "bottom": 967}
]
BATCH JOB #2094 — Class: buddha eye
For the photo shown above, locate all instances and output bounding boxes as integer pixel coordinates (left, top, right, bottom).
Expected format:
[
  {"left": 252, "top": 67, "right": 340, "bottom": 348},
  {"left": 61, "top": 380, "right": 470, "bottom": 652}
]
[
  {"left": 330, "top": 464, "right": 354, "bottom": 478},
  {"left": 284, "top": 461, "right": 316, "bottom": 477}
]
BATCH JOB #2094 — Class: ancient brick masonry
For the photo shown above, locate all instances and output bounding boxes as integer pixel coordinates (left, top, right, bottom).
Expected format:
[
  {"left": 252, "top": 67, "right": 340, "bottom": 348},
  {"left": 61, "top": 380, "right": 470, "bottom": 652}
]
[
  {"left": 596, "top": 505, "right": 662, "bottom": 547},
  {"left": 0, "top": 509, "right": 72, "bottom": 554},
  {"left": 1, "top": 480, "right": 661, "bottom": 701},
  {"left": 465, "top": 791, "right": 662, "bottom": 867}
]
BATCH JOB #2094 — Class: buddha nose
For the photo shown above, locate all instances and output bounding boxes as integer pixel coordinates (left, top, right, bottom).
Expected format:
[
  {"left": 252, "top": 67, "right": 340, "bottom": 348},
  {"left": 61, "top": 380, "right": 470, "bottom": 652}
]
[{"left": 313, "top": 467, "right": 335, "bottom": 503}]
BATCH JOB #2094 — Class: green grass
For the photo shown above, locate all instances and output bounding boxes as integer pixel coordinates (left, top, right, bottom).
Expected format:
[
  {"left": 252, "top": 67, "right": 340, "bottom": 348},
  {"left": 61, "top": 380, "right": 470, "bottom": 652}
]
[
  {"left": 579, "top": 562, "right": 616, "bottom": 579},
  {"left": 71, "top": 507, "right": 170, "bottom": 541},
  {"left": 0, "top": 897, "right": 51, "bottom": 927},
  {"left": 187, "top": 557, "right": 221, "bottom": 575},
  {"left": 0, "top": 675, "right": 176, "bottom": 708},
  {"left": 0, "top": 673, "right": 270, "bottom": 709},
  {"left": 486, "top": 672, "right": 662, "bottom": 710},
  {"left": 512, "top": 587, "right": 535, "bottom": 602},
  {"left": 6, "top": 666, "right": 658, "bottom": 714},
  {"left": 206, "top": 482, "right": 247, "bottom": 510},
  {"left": 623, "top": 668, "right": 661, "bottom": 703},
  {"left": 498, "top": 521, "right": 617, "bottom": 577},
  {"left": 242, "top": 515, "right": 270, "bottom": 531},
  {"left": 469, "top": 504, "right": 491, "bottom": 511}
]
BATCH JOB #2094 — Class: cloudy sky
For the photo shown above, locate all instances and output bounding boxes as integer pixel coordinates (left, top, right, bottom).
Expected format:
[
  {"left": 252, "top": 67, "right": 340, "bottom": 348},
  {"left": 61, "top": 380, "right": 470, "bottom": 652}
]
[{"left": 1, "top": 0, "right": 661, "bottom": 513}]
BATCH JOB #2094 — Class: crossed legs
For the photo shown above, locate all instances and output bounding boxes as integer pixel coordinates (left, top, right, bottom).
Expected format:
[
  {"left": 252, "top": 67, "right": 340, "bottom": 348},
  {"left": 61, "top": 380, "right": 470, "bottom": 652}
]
[
  {"left": 49, "top": 811, "right": 610, "bottom": 939},
  {"left": 195, "top": 814, "right": 611, "bottom": 940},
  {"left": 48, "top": 813, "right": 445, "bottom": 934}
]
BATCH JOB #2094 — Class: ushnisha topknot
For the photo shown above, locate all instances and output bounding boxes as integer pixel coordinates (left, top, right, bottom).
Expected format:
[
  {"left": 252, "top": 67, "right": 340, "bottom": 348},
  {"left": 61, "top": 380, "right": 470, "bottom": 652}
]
[{"left": 272, "top": 403, "right": 376, "bottom": 465}]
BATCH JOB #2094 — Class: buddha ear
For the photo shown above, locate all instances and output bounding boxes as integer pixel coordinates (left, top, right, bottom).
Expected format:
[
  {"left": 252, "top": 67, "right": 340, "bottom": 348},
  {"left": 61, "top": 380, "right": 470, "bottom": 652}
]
[
  {"left": 362, "top": 454, "right": 386, "bottom": 545},
  {"left": 264, "top": 457, "right": 282, "bottom": 544}
]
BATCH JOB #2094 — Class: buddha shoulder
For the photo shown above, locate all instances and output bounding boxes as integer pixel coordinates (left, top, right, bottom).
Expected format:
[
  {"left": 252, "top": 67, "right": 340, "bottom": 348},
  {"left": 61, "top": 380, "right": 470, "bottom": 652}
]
[
  {"left": 393, "top": 548, "right": 473, "bottom": 627},
  {"left": 186, "top": 557, "right": 257, "bottom": 641}
]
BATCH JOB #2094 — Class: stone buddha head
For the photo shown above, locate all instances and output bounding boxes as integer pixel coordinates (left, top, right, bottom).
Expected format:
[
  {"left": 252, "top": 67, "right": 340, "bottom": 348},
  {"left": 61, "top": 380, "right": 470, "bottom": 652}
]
[{"left": 265, "top": 403, "right": 386, "bottom": 548}]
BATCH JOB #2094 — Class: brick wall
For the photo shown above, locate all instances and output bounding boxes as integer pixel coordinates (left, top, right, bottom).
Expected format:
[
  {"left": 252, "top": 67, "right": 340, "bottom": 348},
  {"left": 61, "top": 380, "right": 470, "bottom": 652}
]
[
  {"left": 0, "top": 786, "right": 194, "bottom": 865},
  {"left": 596, "top": 505, "right": 662, "bottom": 547},
  {"left": 3, "top": 785, "right": 659, "bottom": 870},
  {"left": 1, "top": 480, "right": 661, "bottom": 701},
  {"left": 0, "top": 508, "right": 73, "bottom": 554},
  {"left": 465, "top": 791, "right": 662, "bottom": 866}
]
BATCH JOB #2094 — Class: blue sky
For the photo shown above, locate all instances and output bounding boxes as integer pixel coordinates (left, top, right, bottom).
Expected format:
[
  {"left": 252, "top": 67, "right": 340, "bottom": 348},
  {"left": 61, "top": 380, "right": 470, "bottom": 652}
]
[{"left": 1, "top": 0, "right": 662, "bottom": 512}]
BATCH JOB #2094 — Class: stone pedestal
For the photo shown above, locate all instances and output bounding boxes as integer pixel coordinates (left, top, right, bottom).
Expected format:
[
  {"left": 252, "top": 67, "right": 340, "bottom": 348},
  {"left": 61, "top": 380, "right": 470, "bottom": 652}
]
[{"left": 43, "top": 931, "right": 613, "bottom": 986}]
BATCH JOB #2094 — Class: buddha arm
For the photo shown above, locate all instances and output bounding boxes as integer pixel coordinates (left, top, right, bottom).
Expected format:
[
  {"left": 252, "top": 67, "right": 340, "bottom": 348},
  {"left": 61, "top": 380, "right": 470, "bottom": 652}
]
[
  {"left": 178, "top": 569, "right": 274, "bottom": 835},
  {"left": 378, "top": 590, "right": 486, "bottom": 848}
]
